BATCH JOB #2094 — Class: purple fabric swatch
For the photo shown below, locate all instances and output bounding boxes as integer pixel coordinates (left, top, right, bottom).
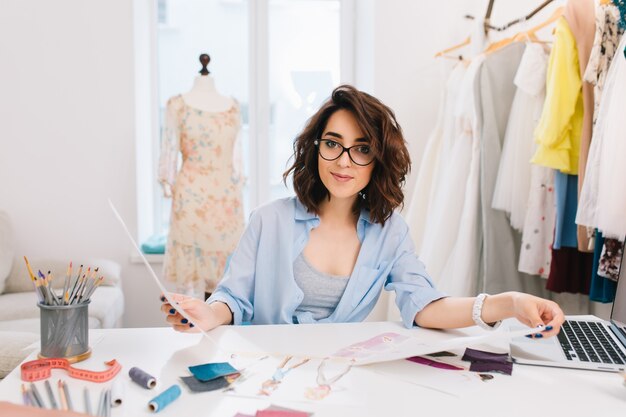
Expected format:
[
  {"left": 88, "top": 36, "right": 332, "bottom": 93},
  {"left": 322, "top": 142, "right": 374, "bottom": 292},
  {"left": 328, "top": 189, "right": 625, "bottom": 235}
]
[
  {"left": 469, "top": 361, "right": 513, "bottom": 375},
  {"left": 406, "top": 356, "right": 464, "bottom": 370},
  {"left": 462, "top": 348, "right": 510, "bottom": 363}
]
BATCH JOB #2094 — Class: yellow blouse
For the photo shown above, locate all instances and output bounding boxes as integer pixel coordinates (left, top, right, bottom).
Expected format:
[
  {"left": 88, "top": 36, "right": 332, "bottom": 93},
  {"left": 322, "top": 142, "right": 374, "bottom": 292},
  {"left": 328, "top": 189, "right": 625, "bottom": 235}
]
[{"left": 532, "top": 17, "right": 583, "bottom": 175}]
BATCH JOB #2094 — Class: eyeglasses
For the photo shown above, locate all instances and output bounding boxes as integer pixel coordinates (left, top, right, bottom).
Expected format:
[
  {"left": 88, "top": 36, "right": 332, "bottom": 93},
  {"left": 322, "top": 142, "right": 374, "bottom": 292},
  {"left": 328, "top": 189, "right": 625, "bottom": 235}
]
[{"left": 314, "top": 139, "right": 375, "bottom": 166}]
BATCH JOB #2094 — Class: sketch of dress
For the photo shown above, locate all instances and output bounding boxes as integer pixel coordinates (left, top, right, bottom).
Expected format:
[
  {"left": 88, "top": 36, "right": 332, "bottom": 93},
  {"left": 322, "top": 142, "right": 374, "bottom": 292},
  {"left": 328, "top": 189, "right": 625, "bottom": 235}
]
[{"left": 158, "top": 95, "right": 244, "bottom": 293}]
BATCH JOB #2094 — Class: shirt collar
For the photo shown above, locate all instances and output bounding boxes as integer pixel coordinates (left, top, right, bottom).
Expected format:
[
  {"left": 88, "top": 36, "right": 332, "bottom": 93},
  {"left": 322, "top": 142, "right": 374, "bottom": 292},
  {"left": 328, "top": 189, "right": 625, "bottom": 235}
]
[{"left": 293, "top": 197, "right": 373, "bottom": 225}]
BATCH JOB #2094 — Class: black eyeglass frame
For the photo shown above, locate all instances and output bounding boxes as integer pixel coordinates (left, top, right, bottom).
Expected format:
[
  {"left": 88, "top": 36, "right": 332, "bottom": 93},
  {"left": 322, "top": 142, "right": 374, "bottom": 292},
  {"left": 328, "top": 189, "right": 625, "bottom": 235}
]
[{"left": 313, "top": 139, "right": 375, "bottom": 166}]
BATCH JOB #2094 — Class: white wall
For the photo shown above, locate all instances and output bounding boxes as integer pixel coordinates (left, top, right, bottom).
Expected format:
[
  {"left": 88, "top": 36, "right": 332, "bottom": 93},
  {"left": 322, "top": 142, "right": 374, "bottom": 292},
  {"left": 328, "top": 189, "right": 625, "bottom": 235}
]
[
  {"left": 0, "top": 0, "right": 166, "bottom": 327},
  {"left": 0, "top": 0, "right": 566, "bottom": 327}
]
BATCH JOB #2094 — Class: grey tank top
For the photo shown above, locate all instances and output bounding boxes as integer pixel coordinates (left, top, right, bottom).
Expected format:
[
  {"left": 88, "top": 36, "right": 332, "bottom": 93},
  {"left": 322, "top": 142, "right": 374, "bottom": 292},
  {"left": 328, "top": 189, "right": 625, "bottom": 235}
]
[{"left": 293, "top": 253, "right": 350, "bottom": 321}]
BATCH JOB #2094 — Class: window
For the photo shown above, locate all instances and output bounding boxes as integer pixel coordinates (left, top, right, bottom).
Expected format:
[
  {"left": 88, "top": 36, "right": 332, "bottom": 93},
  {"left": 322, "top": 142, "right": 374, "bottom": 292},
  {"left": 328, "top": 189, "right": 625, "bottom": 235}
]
[{"left": 137, "top": 0, "right": 351, "bottom": 247}]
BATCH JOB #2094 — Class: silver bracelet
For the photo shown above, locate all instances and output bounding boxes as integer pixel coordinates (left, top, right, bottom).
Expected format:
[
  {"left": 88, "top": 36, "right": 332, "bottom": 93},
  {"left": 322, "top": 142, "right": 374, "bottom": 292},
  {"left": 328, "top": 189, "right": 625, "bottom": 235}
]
[{"left": 472, "top": 293, "right": 502, "bottom": 330}]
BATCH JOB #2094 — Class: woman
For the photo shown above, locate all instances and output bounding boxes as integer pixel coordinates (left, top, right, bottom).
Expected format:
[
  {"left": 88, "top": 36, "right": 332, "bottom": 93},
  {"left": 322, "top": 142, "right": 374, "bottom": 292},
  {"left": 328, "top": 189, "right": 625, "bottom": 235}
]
[{"left": 161, "top": 85, "right": 564, "bottom": 337}]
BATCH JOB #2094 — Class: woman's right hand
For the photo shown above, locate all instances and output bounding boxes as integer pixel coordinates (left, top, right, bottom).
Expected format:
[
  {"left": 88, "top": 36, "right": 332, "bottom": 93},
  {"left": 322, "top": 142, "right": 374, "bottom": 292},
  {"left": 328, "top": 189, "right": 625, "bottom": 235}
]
[{"left": 160, "top": 293, "right": 221, "bottom": 332}]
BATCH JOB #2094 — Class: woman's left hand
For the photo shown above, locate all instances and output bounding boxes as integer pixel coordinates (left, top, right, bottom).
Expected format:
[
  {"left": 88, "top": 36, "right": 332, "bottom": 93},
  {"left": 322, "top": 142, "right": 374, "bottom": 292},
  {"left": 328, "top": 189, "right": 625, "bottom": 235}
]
[{"left": 510, "top": 292, "right": 565, "bottom": 338}]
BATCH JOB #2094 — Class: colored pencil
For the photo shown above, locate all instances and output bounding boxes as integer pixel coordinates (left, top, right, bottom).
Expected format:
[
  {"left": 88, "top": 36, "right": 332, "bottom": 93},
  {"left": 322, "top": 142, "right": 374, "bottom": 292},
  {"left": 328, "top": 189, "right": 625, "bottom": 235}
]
[
  {"left": 58, "top": 380, "right": 68, "bottom": 410},
  {"left": 44, "top": 379, "right": 58, "bottom": 409},
  {"left": 21, "top": 384, "right": 30, "bottom": 406},
  {"left": 62, "top": 380, "right": 73, "bottom": 411},
  {"left": 62, "top": 262, "right": 72, "bottom": 305},
  {"left": 30, "top": 383, "right": 45, "bottom": 408},
  {"left": 83, "top": 387, "right": 92, "bottom": 416}
]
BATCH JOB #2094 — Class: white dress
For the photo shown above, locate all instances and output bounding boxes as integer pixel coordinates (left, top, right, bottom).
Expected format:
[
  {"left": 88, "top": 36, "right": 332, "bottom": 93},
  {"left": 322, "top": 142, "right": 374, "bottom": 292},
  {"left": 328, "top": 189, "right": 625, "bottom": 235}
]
[
  {"left": 577, "top": 32, "right": 626, "bottom": 238},
  {"left": 406, "top": 63, "right": 466, "bottom": 254},
  {"left": 420, "top": 56, "right": 484, "bottom": 288},
  {"left": 437, "top": 59, "right": 482, "bottom": 295},
  {"left": 595, "top": 33, "right": 626, "bottom": 238},
  {"left": 492, "top": 43, "right": 549, "bottom": 232}
]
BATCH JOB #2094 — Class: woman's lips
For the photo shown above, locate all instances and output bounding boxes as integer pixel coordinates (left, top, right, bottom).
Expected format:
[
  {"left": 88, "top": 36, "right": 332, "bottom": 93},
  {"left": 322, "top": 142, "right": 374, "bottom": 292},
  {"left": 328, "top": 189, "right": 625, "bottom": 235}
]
[{"left": 331, "top": 173, "right": 353, "bottom": 182}]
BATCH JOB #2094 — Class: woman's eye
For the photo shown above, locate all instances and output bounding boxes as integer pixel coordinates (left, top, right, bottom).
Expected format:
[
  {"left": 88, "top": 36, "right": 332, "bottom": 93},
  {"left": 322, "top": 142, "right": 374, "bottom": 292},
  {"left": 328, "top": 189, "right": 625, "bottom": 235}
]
[
  {"left": 324, "top": 140, "right": 339, "bottom": 148},
  {"left": 356, "top": 146, "right": 370, "bottom": 154}
]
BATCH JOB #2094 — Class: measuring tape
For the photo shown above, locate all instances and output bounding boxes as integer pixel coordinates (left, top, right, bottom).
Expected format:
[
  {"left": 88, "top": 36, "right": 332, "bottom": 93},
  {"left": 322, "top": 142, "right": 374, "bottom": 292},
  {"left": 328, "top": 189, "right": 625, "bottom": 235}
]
[{"left": 21, "top": 358, "right": 121, "bottom": 382}]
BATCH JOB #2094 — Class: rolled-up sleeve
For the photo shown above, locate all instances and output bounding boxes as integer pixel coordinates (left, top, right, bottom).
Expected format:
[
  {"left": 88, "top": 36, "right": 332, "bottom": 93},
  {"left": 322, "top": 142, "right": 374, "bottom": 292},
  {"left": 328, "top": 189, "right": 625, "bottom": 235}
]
[
  {"left": 207, "top": 210, "right": 261, "bottom": 325},
  {"left": 384, "top": 227, "right": 447, "bottom": 328}
]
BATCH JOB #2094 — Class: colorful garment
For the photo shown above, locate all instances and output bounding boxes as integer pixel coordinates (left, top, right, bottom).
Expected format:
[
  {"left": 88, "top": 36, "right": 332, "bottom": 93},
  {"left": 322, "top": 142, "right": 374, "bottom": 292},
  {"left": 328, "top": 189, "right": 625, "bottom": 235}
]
[
  {"left": 532, "top": 18, "right": 583, "bottom": 175},
  {"left": 158, "top": 95, "right": 244, "bottom": 293}
]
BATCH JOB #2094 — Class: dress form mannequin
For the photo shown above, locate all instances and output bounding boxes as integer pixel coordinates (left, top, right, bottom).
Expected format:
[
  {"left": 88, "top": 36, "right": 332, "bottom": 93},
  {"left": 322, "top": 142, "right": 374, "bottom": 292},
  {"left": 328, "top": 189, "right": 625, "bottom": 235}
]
[
  {"left": 182, "top": 75, "right": 234, "bottom": 112},
  {"left": 182, "top": 54, "right": 233, "bottom": 113},
  {"left": 158, "top": 53, "right": 244, "bottom": 298}
]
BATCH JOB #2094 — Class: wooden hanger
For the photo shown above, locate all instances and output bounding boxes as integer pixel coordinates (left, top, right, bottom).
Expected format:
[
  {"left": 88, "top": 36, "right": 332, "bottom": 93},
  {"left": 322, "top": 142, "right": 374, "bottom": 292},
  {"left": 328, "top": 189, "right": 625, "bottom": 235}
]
[
  {"left": 484, "top": 5, "right": 563, "bottom": 55},
  {"left": 434, "top": 36, "right": 471, "bottom": 59},
  {"left": 512, "top": 6, "right": 564, "bottom": 42}
]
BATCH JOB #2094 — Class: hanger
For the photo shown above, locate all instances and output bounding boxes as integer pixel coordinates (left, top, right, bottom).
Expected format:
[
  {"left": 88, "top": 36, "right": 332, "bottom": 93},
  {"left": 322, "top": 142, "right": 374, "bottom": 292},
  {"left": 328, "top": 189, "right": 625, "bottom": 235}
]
[
  {"left": 483, "top": 4, "right": 563, "bottom": 55},
  {"left": 483, "top": 0, "right": 555, "bottom": 33},
  {"left": 199, "top": 53, "right": 210, "bottom": 75},
  {"left": 434, "top": 36, "right": 471, "bottom": 60},
  {"left": 512, "top": 6, "right": 564, "bottom": 42}
]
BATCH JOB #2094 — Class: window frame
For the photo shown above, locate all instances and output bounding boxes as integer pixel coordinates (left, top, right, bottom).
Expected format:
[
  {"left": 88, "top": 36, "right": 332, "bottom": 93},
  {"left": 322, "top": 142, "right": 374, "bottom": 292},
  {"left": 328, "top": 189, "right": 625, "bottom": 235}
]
[{"left": 134, "top": 0, "right": 355, "bottom": 252}]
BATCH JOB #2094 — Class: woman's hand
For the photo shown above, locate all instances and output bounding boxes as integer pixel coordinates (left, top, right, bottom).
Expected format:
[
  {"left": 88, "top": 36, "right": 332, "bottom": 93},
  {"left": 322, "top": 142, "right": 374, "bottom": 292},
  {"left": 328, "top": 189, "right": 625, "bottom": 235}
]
[
  {"left": 509, "top": 292, "right": 565, "bottom": 338},
  {"left": 160, "top": 293, "right": 230, "bottom": 332}
]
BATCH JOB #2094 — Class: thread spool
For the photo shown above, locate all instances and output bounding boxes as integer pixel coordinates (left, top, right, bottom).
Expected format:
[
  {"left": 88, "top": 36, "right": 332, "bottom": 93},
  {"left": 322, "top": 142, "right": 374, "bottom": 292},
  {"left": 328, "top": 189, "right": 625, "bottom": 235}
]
[
  {"left": 148, "top": 384, "right": 181, "bottom": 413},
  {"left": 110, "top": 378, "right": 124, "bottom": 406},
  {"left": 129, "top": 367, "right": 156, "bottom": 389}
]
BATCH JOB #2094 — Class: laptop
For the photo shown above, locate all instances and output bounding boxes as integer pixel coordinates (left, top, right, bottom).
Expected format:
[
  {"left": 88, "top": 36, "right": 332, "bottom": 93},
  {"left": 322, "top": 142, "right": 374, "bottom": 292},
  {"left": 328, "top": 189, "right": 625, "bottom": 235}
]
[{"left": 510, "top": 245, "right": 626, "bottom": 372}]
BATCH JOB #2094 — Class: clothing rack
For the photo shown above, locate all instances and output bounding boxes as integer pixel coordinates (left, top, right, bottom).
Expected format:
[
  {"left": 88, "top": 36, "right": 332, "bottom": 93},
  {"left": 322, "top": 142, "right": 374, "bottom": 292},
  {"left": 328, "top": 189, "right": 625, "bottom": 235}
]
[{"left": 466, "top": 0, "right": 555, "bottom": 34}]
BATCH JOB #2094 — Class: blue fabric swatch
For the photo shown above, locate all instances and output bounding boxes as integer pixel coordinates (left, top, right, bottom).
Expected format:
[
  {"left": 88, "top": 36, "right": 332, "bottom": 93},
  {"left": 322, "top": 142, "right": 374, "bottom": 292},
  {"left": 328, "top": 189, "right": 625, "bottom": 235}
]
[{"left": 188, "top": 362, "right": 238, "bottom": 382}]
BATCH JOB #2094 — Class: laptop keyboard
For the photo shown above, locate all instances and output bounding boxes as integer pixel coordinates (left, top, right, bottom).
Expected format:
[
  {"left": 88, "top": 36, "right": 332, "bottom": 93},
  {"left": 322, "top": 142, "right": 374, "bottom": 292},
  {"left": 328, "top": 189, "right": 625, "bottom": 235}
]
[{"left": 557, "top": 320, "right": 626, "bottom": 364}]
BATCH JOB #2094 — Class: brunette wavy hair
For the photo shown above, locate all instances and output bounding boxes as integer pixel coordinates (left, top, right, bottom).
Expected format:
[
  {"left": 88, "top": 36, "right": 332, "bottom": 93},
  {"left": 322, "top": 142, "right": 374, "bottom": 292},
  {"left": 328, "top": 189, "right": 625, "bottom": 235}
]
[{"left": 283, "top": 84, "right": 411, "bottom": 226}]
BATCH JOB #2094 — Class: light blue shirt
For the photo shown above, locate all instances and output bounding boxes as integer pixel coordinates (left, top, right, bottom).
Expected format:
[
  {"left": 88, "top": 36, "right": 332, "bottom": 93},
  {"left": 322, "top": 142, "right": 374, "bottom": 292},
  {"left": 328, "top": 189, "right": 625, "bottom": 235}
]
[{"left": 208, "top": 197, "right": 446, "bottom": 328}]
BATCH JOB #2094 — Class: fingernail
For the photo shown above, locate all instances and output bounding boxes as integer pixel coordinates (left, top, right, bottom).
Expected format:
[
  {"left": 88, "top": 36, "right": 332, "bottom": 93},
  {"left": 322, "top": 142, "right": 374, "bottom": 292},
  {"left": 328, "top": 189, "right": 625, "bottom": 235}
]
[
  {"left": 160, "top": 296, "right": 166, "bottom": 302},
  {"left": 189, "top": 323, "right": 194, "bottom": 328},
  {"left": 169, "top": 308, "right": 176, "bottom": 314},
  {"left": 534, "top": 333, "right": 543, "bottom": 338},
  {"left": 545, "top": 325, "right": 553, "bottom": 331},
  {"left": 181, "top": 318, "right": 188, "bottom": 324}
]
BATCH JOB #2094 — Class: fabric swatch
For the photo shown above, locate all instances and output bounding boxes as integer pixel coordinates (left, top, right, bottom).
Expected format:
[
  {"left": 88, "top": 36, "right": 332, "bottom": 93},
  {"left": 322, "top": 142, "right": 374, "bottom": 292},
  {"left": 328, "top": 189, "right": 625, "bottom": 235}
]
[
  {"left": 461, "top": 348, "right": 510, "bottom": 363},
  {"left": 406, "top": 356, "right": 464, "bottom": 370},
  {"left": 266, "top": 405, "right": 313, "bottom": 416},
  {"left": 255, "top": 410, "right": 309, "bottom": 417},
  {"left": 188, "top": 362, "right": 239, "bottom": 382},
  {"left": 469, "top": 361, "right": 513, "bottom": 375},
  {"left": 427, "top": 351, "right": 457, "bottom": 357},
  {"left": 462, "top": 347, "right": 513, "bottom": 376},
  {"left": 180, "top": 375, "right": 230, "bottom": 392}
]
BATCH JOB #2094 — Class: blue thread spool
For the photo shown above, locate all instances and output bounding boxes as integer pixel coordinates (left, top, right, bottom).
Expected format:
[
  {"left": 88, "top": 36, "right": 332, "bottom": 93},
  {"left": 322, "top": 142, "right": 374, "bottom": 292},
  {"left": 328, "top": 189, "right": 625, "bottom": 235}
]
[
  {"left": 148, "top": 384, "right": 181, "bottom": 413},
  {"left": 129, "top": 367, "right": 156, "bottom": 389}
]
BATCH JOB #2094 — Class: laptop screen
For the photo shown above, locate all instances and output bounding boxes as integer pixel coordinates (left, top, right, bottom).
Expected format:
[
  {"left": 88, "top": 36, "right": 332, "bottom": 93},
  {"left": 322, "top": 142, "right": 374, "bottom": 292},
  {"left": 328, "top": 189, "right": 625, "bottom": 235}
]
[{"left": 610, "top": 242, "right": 626, "bottom": 340}]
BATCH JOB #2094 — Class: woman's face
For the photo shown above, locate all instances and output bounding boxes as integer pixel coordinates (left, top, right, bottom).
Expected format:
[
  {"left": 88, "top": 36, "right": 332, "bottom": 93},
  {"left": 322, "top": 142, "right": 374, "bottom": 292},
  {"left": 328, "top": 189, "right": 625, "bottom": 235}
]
[{"left": 317, "top": 109, "right": 375, "bottom": 203}]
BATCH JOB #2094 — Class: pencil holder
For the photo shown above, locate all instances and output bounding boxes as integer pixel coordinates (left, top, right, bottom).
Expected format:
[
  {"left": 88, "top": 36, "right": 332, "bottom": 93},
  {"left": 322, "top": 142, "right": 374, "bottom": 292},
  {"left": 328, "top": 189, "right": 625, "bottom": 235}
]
[{"left": 38, "top": 302, "right": 91, "bottom": 363}]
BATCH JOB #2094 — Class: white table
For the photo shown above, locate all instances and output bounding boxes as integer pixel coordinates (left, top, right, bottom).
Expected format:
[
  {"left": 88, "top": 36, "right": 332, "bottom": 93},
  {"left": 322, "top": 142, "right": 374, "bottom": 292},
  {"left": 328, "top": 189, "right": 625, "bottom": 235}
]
[{"left": 0, "top": 321, "right": 624, "bottom": 416}]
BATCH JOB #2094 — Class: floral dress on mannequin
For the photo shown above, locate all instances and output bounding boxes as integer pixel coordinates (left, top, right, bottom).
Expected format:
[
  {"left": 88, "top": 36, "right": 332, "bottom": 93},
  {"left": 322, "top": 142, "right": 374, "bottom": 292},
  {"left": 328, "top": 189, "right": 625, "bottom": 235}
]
[{"left": 158, "top": 95, "right": 244, "bottom": 295}]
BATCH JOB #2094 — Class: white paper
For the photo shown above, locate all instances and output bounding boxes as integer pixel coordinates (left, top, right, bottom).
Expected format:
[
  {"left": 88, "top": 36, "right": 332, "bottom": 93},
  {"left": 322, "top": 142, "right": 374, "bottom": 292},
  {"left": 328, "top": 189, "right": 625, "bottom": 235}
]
[
  {"left": 108, "top": 199, "right": 213, "bottom": 341},
  {"left": 332, "top": 326, "right": 546, "bottom": 365}
]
